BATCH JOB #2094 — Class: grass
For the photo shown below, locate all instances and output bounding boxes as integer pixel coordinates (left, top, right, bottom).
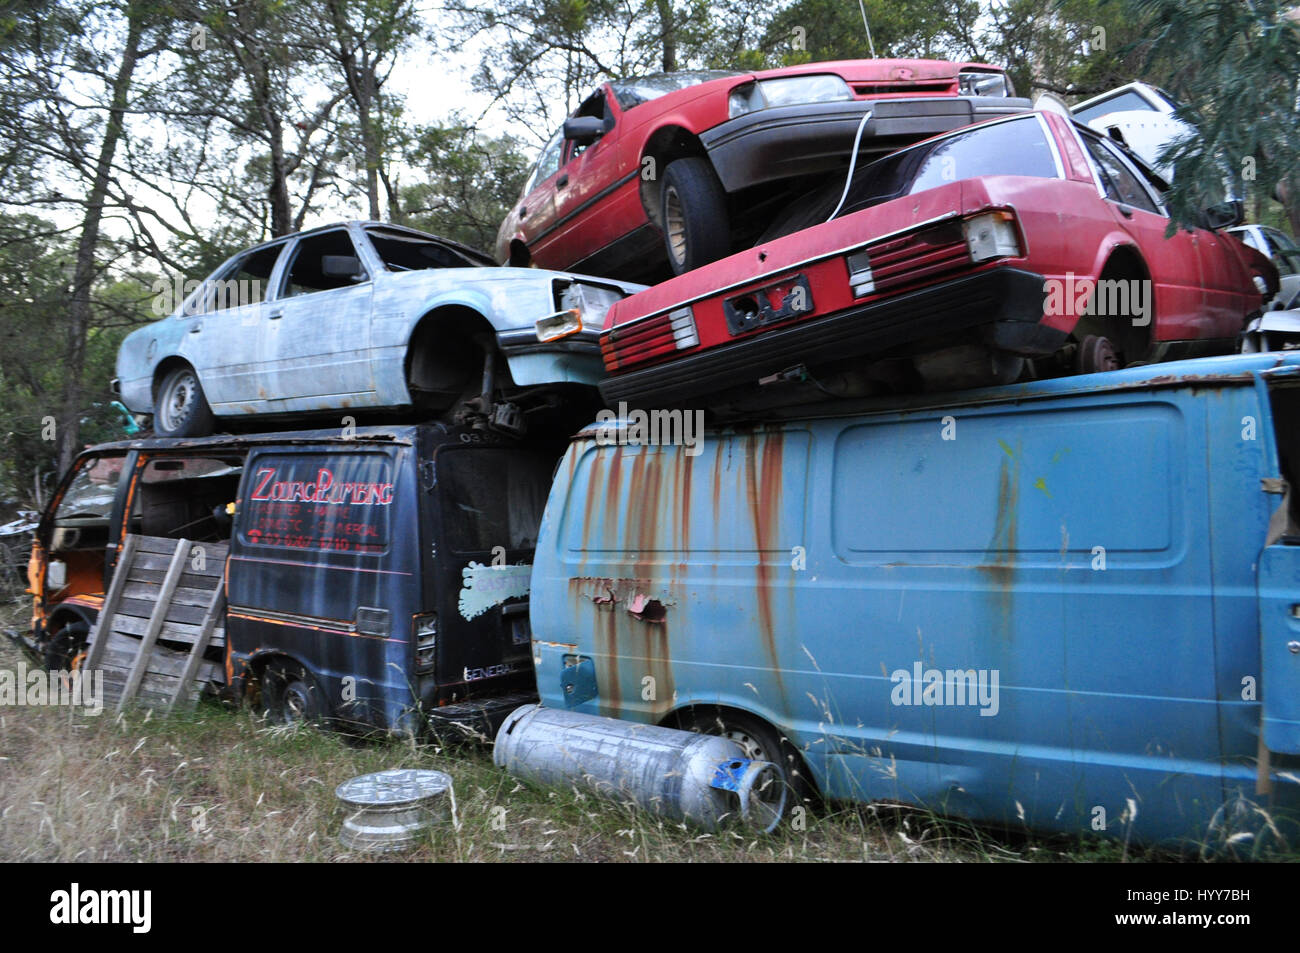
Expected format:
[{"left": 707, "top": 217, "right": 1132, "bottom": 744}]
[{"left": 0, "top": 588, "right": 1285, "bottom": 863}]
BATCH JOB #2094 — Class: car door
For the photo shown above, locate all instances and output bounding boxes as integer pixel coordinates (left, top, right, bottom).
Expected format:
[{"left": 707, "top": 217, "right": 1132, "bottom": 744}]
[
  {"left": 512, "top": 129, "right": 565, "bottom": 261},
  {"left": 265, "top": 227, "right": 375, "bottom": 409},
  {"left": 1078, "top": 132, "right": 1209, "bottom": 340},
  {"left": 548, "top": 87, "right": 626, "bottom": 264},
  {"left": 186, "top": 242, "right": 287, "bottom": 408}
]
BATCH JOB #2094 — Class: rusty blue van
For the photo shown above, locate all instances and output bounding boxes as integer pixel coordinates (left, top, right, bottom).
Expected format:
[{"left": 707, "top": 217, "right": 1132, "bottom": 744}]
[{"left": 530, "top": 352, "right": 1300, "bottom": 846}]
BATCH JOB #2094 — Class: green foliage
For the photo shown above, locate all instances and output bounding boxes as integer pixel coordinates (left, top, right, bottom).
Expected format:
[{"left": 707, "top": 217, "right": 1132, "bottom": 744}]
[
  {"left": 400, "top": 121, "right": 530, "bottom": 255},
  {"left": 1120, "top": 0, "right": 1300, "bottom": 233}
]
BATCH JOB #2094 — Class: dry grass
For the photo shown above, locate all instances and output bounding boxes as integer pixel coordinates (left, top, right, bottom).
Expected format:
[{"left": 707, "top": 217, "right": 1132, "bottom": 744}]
[{"left": 0, "top": 591, "right": 1250, "bottom": 863}]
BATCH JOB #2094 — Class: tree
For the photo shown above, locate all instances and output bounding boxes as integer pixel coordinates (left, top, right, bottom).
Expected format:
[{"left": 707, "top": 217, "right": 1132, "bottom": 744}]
[
  {"left": 1121, "top": 0, "right": 1300, "bottom": 234},
  {"left": 400, "top": 121, "right": 530, "bottom": 253}
]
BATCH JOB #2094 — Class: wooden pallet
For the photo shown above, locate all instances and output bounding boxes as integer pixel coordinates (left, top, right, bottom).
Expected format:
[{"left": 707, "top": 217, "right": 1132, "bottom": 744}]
[{"left": 82, "top": 534, "right": 228, "bottom": 711}]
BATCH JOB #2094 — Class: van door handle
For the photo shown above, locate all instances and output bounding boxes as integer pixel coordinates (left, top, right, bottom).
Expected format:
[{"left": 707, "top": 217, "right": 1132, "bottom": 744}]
[
  {"left": 189, "top": 322, "right": 202, "bottom": 333},
  {"left": 557, "top": 174, "right": 569, "bottom": 188}
]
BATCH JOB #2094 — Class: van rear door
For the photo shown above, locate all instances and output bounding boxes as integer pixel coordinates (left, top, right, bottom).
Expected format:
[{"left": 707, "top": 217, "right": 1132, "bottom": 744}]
[
  {"left": 427, "top": 444, "right": 552, "bottom": 702},
  {"left": 1261, "top": 382, "right": 1300, "bottom": 753}
]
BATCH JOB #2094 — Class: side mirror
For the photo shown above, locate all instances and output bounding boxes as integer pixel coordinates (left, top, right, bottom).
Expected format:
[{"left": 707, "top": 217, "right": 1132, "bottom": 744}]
[
  {"left": 563, "top": 116, "right": 607, "bottom": 144},
  {"left": 321, "top": 254, "right": 365, "bottom": 280},
  {"left": 1201, "top": 200, "right": 1244, "bottom": 231}
]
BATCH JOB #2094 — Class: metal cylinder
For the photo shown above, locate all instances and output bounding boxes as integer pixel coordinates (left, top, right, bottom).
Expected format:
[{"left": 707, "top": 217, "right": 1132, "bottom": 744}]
[
  {"left": 336, "top": 768, "right": 453, "bottom": 852},
  {"left": 494, "top": 704, "right": 786, "bottom": 832}
]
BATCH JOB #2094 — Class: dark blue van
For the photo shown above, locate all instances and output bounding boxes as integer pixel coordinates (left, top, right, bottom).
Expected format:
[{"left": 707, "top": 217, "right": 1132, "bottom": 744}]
[
  {"left": 530, "top": 352, "right": 1300, "bottom": 846},
  {"left": 21, "top": 423, "right": 554, "bottom": 735}
]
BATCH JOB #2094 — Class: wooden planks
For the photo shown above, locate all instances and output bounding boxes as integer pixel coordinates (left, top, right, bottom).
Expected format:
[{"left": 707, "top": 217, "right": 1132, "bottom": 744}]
[{"left": 82, "top": 534, "right": 229, "bottom": 712}]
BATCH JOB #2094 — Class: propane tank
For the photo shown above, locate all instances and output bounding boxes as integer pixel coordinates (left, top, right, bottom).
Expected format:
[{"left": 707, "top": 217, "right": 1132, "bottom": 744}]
[{"left": 494, "top": 704, "right": 786, "bottom": 832}]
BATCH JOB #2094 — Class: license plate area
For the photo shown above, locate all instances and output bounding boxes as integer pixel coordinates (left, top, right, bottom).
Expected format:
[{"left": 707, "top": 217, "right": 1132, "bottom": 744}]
[{"left": 724, "top": 274, "right": 814, "bottom": 336}]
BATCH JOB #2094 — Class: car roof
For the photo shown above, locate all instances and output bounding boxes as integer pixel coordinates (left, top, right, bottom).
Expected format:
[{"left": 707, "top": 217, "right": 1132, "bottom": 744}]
[{"left": 235, "top": 221, "right": 496, "bottom": 267}]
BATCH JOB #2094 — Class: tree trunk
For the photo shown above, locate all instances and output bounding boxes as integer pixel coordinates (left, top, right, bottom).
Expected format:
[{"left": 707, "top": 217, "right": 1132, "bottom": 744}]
[
  {"left": 655, "top": 0, "right": 677, "bottom": 73},
  {"left": 57, "top": 5, "right": 144, "bottom": 474},
  {"left": 1278, "top": 178, "right": 1300, "bottom": 238}
]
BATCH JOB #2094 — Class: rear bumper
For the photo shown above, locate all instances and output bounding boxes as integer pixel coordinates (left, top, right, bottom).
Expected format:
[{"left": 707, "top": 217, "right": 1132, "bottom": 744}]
[
  {"left": 426, "top": 690, "right": 539, "bottom": 741},
  {"left": 600, "top": 266, "right": 1057, "bottom": 407},
  {"left": 702, "top": 97, "right": 1034, "bottom": 193}
]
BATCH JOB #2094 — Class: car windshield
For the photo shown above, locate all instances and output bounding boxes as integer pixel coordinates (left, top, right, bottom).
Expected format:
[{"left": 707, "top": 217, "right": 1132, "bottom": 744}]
[
  {"left": 612, "top": 70, "right": 741, "bottom": 111},
  {"left": 761, "top": 116, "right": 1060, "bottom": 242},
  {"left": 365, "top": 229, "right": 492, "bottom": 270},
  {"left": 55, "top": 458, "right": 123, "bottom": 520}
]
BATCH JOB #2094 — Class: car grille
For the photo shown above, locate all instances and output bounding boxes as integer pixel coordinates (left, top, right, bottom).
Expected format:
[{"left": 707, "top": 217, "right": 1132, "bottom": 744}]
[
  {"left": 852, "top": 81, "right": 955, "bottom": 96},
  {"left": 859, "top": 222, "right": 970, "bottom": 296}
]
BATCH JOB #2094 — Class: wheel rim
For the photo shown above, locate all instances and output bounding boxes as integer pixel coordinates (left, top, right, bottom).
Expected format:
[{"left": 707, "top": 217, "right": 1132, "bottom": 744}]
[
  {"left": 283, "top": 683, "right": 312, "bottom": 723},
  {"left": 719, "top": 727, "right": 789, "bottom": 825},
  {"left": 1077, "top": 335, "right": 1119, "bottom": 374},
  {"left": 158, "top": 371, "right": 197, "bottom": 431},
  {"left": 664, "top": 185, "right": 687, "bottom": 266}
]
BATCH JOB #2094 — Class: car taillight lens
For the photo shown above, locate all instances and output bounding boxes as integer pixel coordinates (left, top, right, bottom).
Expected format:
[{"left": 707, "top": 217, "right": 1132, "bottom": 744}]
[
  {"left": 668, "top": 306, "right": 699, "bottom": 349},
  {"left": 963, "top": 211, "right": 1020, "bottom": 263},
  {"left": 415, "top": 613, "right": 437, "bottom": 671}
]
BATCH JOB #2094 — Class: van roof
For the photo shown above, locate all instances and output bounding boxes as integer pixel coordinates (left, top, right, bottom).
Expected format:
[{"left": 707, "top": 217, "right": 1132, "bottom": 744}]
[
  {"left": 584, "top": 351, "right": 1300, "bottom": 437},
  {"left": 80, "top": 423, "right": 434, "bottom": 456}
]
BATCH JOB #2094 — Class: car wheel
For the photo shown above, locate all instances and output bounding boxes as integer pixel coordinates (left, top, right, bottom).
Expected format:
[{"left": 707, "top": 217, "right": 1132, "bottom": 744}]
[
  {"left": 660, "top": 158, "right": 731, "bottom": 276},
  {"left": 261, "top": 660, "right": 326, "bottom": 727},
  {"left": 154, "top": 365, "right": 214, "bottom": 437},
  {"left": 674, "top": 707, "right": 810, "bottom": 827}
]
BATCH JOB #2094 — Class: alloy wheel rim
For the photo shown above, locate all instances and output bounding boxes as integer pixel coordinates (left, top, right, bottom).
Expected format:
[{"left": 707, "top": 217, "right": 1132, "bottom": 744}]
[{"left": 665, "top": 186, "right": 687, "bottom": 266}]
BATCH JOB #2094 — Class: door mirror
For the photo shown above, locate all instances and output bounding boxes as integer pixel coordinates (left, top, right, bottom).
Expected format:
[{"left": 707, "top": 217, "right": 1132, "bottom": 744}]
[
  {"left": 563, "top": 116, "right": 607, "bottom": 144},
  {"left": 321, "top": 254, "right": 364, "bottom": 280},
  {"left": 1201, "top": 200, "right": 1244, "bottom": 231}
]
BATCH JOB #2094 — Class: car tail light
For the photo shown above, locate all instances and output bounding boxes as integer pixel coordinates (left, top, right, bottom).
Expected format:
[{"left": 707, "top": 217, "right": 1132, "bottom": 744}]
[
  {"left": 536, "top": 308, "right": 582, "bottom": 342},
  {"left": 668, "top": 306, "right": 699, "bottom": 349},
  {"left": 845, "top": 249, "right": 875, "bottom": 296},
  {"left": 414, "top": 613, "right": 437, "bottom": 671},
  {"left": 963, "top": 211, "right": 1020, "bottom": 263}
]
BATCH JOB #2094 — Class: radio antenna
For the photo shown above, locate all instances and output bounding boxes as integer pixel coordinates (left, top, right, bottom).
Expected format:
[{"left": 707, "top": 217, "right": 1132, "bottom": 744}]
[{"left": 857, "top": 0, "right": 877, "bottom": 57}]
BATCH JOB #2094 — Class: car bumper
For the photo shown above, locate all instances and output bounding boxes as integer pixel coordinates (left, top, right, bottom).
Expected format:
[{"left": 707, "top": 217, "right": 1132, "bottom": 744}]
[
  {"left": 599, "top": 266, "right": 1058, "bottom": 407},
  {"left": 701, "top": 96, "right": 1034, "bottom": 193}
]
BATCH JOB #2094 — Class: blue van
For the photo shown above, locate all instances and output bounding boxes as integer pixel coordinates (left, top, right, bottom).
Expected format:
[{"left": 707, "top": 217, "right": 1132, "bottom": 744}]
[{"left": 529, "top": 352, "right": 1300, "bottom": 846}]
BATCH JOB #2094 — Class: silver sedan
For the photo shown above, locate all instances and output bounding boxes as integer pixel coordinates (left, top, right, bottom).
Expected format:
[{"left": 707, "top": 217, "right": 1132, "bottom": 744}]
[{"left": 115, "top": 221, "right": 643, "bottom": 436}]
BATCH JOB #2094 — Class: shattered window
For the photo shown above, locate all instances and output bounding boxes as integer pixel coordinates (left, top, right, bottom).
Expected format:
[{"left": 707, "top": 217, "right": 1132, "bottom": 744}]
[{"left": 366, "top": 230, "right": 489, "bottom": 271}]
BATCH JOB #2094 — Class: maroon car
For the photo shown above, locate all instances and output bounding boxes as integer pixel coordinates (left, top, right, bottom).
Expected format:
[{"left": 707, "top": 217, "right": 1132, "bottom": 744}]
[
  {"left": 497, "top": 59, "right": 1031, "bottom": 282},
  {"left": 598, "top": 111, "right": 1278, "bottom": 408}
]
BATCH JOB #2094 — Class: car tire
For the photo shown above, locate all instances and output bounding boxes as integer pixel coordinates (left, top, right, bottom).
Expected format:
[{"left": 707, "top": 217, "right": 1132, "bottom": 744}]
[
  {"left": 261, "top": 660, "right": 326, "bottom": 727},
  {"left": 153, "top": 365, "right": 214, "bottom": 438},
  {"left": 674, "top": 706, "right": 812, "bottom": 826},
  {"left": 660, "top": 158, "right": 731, "bottom": 276}
]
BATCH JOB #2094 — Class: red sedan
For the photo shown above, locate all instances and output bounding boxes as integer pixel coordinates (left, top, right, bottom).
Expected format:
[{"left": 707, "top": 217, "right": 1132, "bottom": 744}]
[
  {"left": 597, "top": 111, "right": 1278, "bottom": 407},
  {"left": 496, "top": 60, "right": 1031, "bottom": 282}
]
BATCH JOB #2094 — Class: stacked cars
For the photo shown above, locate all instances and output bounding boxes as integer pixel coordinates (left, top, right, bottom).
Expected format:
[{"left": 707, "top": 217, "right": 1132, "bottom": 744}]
[{"left": 16, "top": 61, "right": 1297, "bottom": 846}]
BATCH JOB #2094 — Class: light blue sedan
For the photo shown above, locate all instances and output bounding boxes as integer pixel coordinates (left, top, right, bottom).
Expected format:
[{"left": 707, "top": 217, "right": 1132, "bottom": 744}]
[{"left": 115, "top": 221, "right": 644, "bottom": 436}]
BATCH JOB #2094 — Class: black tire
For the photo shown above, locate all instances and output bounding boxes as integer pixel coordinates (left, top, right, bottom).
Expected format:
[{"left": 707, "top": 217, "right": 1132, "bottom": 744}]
[
  {"left": 43, "top": 619, "right": 89, "bottom": 671},
  {"left": 674, "top": 707, "right": 813, "bottom": 824},
  {"left": 660, "top": 157, "right": 731, "bottom": 275},
  {"left": 153, "top": 365, "right": 214, "bottom": 437},
  {"left": 261, "top": 660, "right": 326, "bottom": 726}
]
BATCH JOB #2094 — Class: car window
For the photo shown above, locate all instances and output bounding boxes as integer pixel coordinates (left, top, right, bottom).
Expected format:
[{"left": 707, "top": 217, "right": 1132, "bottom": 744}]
[
  {"left": 55, "top": 457, "right": 124, "bottom": 521},
  {"left": 282, "top": 229, "right": 368, "bottom": 297},
  {"left": 762, "top": 117, "right": 1059, "bottom": 240},
  {"left": 611, "top": 70, "right": 740, "bottom": 111},
  {"left": 526, "top": 130, "right": 565, "bottom": 192},
  {"left": 366, "top": 229, "right": 488, "bottom": 271},
  {"left": 195, "top": 244, "right": 281, "bottom": 314},
  {"left": 1082, "top": 135, "right": 1161, "bottom": 214},
  {"left": 567, "top": 90, "right": 611, "bottom": 162},
  {"left": 1072, "top": 89, "right": 1156, "bottom": 124}
]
